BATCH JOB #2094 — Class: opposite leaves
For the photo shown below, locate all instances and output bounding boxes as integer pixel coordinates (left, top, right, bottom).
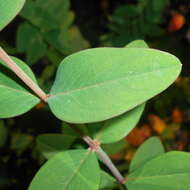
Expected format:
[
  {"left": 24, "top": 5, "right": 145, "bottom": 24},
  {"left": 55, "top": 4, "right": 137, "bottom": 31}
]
[
  {"left": 127, "top": 151, "right": 190, "bottom": 190},
  {"left": 48, "top": 47, "right": 181, "bottom": 123}
]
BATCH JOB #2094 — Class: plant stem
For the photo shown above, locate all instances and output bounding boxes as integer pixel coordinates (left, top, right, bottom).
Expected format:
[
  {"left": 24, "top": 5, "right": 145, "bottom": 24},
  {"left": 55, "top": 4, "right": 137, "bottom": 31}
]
[
  {"left": 69, "top": 124, "right": 126, "bottom": 187},
  {"left": 0, "top": 47, "right": 47, "bottom": 102}
]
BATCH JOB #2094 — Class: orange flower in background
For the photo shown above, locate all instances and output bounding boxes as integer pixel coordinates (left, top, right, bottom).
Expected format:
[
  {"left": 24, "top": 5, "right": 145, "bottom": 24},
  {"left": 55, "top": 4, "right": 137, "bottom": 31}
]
[
  {"left": 148, "top": 114, "right": 167, "bottom": 134},
  {"left": 172, "top": 107, "right": 183, "bottom": 123},
  {"left": 126, "top": 124, "right": 151, "bottom": 147},
  {"left": 36, "top": 102, "right": 46, "bottom": 109},
  {"left": 168, "top": 13, "right": 185, "bottom": 32}
]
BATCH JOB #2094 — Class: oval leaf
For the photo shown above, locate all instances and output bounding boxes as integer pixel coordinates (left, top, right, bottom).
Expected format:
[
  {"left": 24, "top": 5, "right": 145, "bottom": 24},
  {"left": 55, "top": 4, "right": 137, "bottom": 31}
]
[
  {"left": 37, "top": 133, "right": 76, "bottom": 159},
  {"left": 0, "top": 0, "right": 25, "bottom": 31},
  {"left": 29, "top": 149, "right": 100, "bottom": 190},
  {"left": 0, "top": 57, "right": 40, "bottom": 118},
  {"left": 48, "top": 48, "right": 181, "bottom": 123},
  {"left": 127, "top": 151, "right": 190, "bottom": 190},
  {"left": 129, "top": 137, "right": 165, "bottom": 172}
]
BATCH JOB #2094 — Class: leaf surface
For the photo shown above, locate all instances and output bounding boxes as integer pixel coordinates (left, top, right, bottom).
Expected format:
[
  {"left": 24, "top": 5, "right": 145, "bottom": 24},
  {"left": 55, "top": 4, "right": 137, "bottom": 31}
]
[
  {"left": 129, "top": 137, "right": 165, "bottom": 172},
  {"left": 0, "top": 0, "right": 25, "bottom": 31},
  {"left": 48, "top": 47, "right": 181, "bottom": 123},
  {"left": 127, "top": 151, "right": 190, "bottom": 190},
  {"left": 0, "top": 57, "right": 40, "bottom": 118},
  {"left": 29, "top": 149, "right": 100, "bottom": 190}
]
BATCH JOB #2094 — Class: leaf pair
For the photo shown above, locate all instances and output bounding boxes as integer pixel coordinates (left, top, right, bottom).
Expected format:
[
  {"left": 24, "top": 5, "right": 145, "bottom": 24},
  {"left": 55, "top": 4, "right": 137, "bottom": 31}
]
[
  {"left": 0, "top": 40, "right": 181, "bottom": 127},
  {"left": 126, "top": 137, "right": 190, "bottom": 190}
]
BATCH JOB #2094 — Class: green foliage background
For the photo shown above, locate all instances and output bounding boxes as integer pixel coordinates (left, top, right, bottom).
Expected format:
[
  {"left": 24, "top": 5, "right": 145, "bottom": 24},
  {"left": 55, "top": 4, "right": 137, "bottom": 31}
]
[{"left": 1, "top": 0, "right": 190, "bottom": 189}]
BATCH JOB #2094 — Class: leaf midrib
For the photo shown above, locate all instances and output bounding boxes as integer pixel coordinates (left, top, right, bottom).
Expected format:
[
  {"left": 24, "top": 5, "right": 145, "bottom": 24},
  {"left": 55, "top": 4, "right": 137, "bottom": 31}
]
[
  {"left": 63, "top": 150, "right": 92, "bottom": 190},
  {"left": 0, "top": 84, "right": 35, "bottom": 97},
  {"left": 128, "top": 172, "right": 190, "bottom": 181},
  {"left": 49, "top": 65, "right": 179, "bottom": 99}
]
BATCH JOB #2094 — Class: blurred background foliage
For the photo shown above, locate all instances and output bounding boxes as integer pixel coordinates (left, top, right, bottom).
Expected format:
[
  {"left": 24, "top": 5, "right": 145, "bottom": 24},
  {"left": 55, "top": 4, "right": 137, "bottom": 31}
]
[{"left": 1, "top": 0, "right": 190, "bottom": 189}]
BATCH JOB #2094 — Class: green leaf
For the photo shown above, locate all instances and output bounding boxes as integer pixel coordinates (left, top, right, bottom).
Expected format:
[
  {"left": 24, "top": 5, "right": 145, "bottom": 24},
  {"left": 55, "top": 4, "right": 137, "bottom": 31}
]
[
  {"left": 126, "top": 151, "right": 190, "bottom": 190},
  {"left": 91, "top": 40, "right": 147, "bottom": 144},
  {"left": 16, "top": 22, "right": 47, "bottom": 65},
  {"left": 48, "top": 48, "right": 181, "bottom": 123},
  {"left": 94, "top": 104, "right": 145, "bottom": 144},
  {"left": 29, "top": 149, "right": 100, "bottom": 190},
  {"left": 126, "top": 40, "right": 149, "bottom": 48},
  {"left": 0, "top": 0, "right": 25, "bottom": 31},
  {"left": 0, "top": 57, "right": 40, "bottom": 118},
  {"left": 129, "top": 137, "right": 165, "bottom": 173},
  {"left": 45, "top": 26, "right": 90, "bottom": 55},
  {"left": 0, "top": 121, "right": 7, "bottom": 147},
  {"left": 20, "top": 1, "right": 57, "bottom": 31},
  {"left": 99, "top": 171, "right": 116, "bottom": 190},
  {"left": 37, "top": 133, "right": 76, "bottom": 159}
]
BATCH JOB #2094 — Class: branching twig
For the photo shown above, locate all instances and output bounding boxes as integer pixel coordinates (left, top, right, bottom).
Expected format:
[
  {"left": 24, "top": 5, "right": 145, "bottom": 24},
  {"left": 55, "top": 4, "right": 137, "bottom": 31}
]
[
  {"left": 69, "top": 124, "right": 127, "bottom": 187},
  {"left": 0, "top": 47, "right": 47, "bottom": 102},
  {"left": 0, "top": 47, "right": 126, "bottom": 188}
]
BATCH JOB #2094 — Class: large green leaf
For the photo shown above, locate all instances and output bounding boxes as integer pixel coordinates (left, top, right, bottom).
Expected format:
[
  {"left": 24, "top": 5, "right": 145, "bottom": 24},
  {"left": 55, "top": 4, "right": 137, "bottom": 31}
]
[
  {"left": 126, "top": 151, "right": 190, "bottom": 190},
  {"left": 48, "top": 47, "right": 181, "bottom": 123},
  {"left": 29, "top": 149, "right": 100, "bottom": 190},
  {"left": 93, "top": 104, "right": 145, "bottom": 144},
  {"left": 0, "top": 0, "right": 25, "bottom": 31},
  {"left": 37, "top": 133, "right": 76, "bottom": 159},
  {"left": 129, "top": 137, "right": 165, "bottom": 172},
  {"left": 0, "top": 57, "right": 40, "bottom": 118}
]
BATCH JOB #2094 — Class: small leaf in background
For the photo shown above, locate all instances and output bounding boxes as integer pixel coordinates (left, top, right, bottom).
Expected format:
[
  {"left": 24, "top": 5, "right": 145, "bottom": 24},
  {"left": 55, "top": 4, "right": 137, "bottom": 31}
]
[
  {"left": 36, "top": 134, "right": 76, "bottom": 159},
  {"left": 0, "top": 121, "right": 8, "bottom": 147},
  {"left": 148, "top": 114, "right": 167, "bottom": 134},
  {"left": 0, "top": 57, "right": 40, "bottom": 118},
  {"left": 48, "top": 48, "right": 181, "bottom": 123},
  {"left": 94, "top": 104, "right": 145, "bottom": 144},
  {"left": 61, "top": 122, "right": 89, "bottom": 137},
  {"left": 168, "top": 13, "right": 185, "bottom": 32},
  {"left": 126, "top": 124, "right": 151, "bottom": 147},
  {"left": 102, "top": 139, "right": 127, "bottom": 157},
  {"left": 16, "top": 22, "right": 47, "bottom": 65},
  {"left": 172, "top": 107, "right": 183, "bottom": 123},
  {"left": 125, "top": 40, "right": 149, "bottom": 48},
  {"left": 99, "top": 171, "right": 116, "bottom": 190},
  {"left": 129, "top": 137, "right": 165, "bottom": 172},
  {"left": 11, "top": 133, "right": 33, "bottom": 154},
  {"left": 0, "top": 0, "right": 25, "bottom": 31},
  {"left": 29, "top": 149, "right": 100, "bottom": 190},
  {"left": 45, "top": 26, "right": 90, "bottom": 55},
  {"left": 126, "top": 151, "right": 190, "bottom": 190}
]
